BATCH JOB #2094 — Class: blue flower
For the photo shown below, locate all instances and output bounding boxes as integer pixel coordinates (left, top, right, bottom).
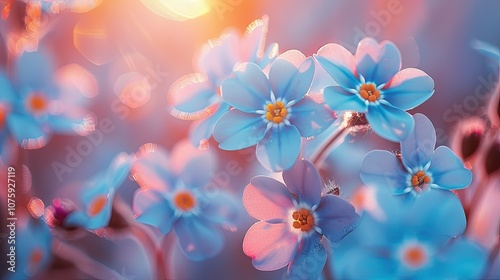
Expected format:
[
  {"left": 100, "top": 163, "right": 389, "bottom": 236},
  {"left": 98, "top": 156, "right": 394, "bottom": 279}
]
[
  {"left": 360, "top": 113, "right": 472, "bottom": 196},
  {"left": 213, "top": 51, "right": 335, "bottom": 171},
  {"left": 314, "top": 37, "right": 435, "bottom": 142},
  {"left": 168, "top": 15, "right": 278, "bottom": 148},
  {"left": 331, "top": 189, "right": 487, "bottom": 279},
  {"left": 242, "top": 159, "right": 359, "bottom": 279},
  {"left": 131, "top": 142, "right": 239, "bottom": 261},
  {"left": 65, "top": 152, "right": 132, "bottom": 230}
]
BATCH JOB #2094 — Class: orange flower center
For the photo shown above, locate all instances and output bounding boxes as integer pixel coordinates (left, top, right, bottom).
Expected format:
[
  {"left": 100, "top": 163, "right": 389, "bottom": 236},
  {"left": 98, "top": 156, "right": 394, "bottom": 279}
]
[
  {"left": 174, "top": 191, "right": 196, "bottom": 211},
  {"left": 411, "top": 171, "right": 431, "bottom": 188},
  {"left": 402, "top": 245, "right": 428, "bottom": 269},
  {"left": 0, "top": 108, "right": 5, "bottom": 129},
  {"left": 359, "top": 83, "right": 380, "bottom": 102},
  {"left": 29, "top": 248, "right": 44, "bottom": 266},
  {"left": 265, "top": 101, "right": 287, "bottom": 124},
  {"left": 87, "top": 195, "right": 108, "bottom": 217},
  {"left": 291, "top": 208, "right": 315, "bottom": 232},
  {"left": 28, "top": 93, "right": 48, "bottom": 112}
]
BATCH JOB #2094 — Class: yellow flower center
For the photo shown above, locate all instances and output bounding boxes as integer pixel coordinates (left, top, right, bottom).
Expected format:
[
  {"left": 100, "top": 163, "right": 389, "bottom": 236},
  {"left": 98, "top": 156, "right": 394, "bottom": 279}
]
[
  {"left": 174, "top": 191, "right": 196, "bottom": 211},
  {"left": 359, "top": 83, "right": 380, "bottom": 102},
  {"left": 411, "top": 171, "right": 431, "bottom": 188},
  {"left": 291, "top": 208, "right": 315, "bottom": 232},
  {"left": 87, "top": 195, "right": 108, "bottom": 217},
  {"left": 402, "top": 245, "right": 428, "bottom": 269},
  {"left": 265, "top": 101, "right": 287, "bottom": 124},
  {"left": 28, "top": 93, "right": 48, "bottom": 113}
]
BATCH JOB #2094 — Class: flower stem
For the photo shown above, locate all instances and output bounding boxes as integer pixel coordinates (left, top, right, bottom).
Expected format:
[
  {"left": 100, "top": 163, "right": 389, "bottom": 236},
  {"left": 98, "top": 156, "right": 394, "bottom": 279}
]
[
  {"left": 465, "top": 176, "right": 488, "bottom": 222},
  {"left": 311, "top": 125, "right": 349, "bottom": 167}
]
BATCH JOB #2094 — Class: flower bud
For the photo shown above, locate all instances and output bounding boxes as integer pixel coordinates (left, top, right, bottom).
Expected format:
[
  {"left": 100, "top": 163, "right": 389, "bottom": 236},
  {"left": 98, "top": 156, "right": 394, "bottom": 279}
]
[
  {"left": 451, "top": 118, "right": 486, "bottom": 161},
  {"left": 484, "top": 141, "right": 500, "bottom": 175}
]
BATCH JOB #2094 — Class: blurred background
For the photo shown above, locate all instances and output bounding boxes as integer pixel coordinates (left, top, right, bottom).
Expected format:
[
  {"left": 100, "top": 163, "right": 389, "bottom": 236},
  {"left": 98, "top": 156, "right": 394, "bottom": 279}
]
[{"left": 1, "top": 0, "right": 499, "bottom": 279}]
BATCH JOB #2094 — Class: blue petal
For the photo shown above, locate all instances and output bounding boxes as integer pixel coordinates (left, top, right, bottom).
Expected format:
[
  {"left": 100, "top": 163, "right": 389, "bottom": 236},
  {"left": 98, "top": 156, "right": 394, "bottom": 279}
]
[
  {"left": 243, "top": 176, "right": 294, "bottom": 222},
  {"left": 16, "top": 51, "right": 55, "bottom": 90},
  {"left": 173, "top": 216, "right": 224, "bottom": 261},
  {"left": 428, "top": 146, "right": 472, "bottom": 190},
  {"left": 0, "top": 74, "right": 16, "bottom": 102},
  {"left": 323, "top": 86, "right": 367, "bottom": 112},
  {"left": 189, "top": 102, "right": 230, "bottom": 148},
  {"left": 133, "top": 189, "right": 175, "bottom": 234},
  {"left": 196, "top": 32, "right": 238, "bottom": 84},
  {"left": 243, "top": 221, "right": 298, "bottom": 271},
  {"left": 213, "top": 109, "right": 267, "bottom": 150},
  {"left": 257, "top": 43, "right": 279, "bottom": 69},
  {"left": 439, "top": 238, "right": 487, "bottom": 279},
  {"left": 408, "top": 189, "right": 466, "bottom": 242},
  {"left": 221, "top": 63, "right": 271, "bottom": 113},
  {"left": 282, "top": 159, "right": 322, "bottom": 207},
  {"left": 315, "top": 195, "right": 359, "bottom": 242},
  {"left": 131, "top": 145, "right": 175, "bottom": 193},
  {"left": 169, "top": 73, "right": 220, "bottom": 118},
  {"left": 366, "top": 101, "right": 414, "bottom": 142},
  {"left": 336, "top": 248, "right": 396, "bottom": 279},
  {"left": 7, "top": 112, "right": 49, "bottom": 149},
  {"left": 269, "top": 50, "right": 314, "bottom": 102},
  {"left": 355, "top": 38, "right": 401, "bottom": 85},
  {"left": 45, "top": 113, "right": 88, "bottom": 134},
  {"left": 201, "top": 192, "right": 240, "bottom": 227},
  {"left": 178, "top": 147, "right": 216, "bottom": 188},
  {"left": 288, "top": 233, "right": 326, "bottom": 280},
  {"left": 288, "top": 96, "right": 335, "bottom": 138},
  {"left": 314, "top": 43, "right": 359, "bottom": 89},
  {"left": 106, "top": 152, "right": 132, "bottom": 189},
  {"left": 382, "top": 68, "right": 434, "bottom": 110},
  {"left": 360, "top": 150, "right": 409, "bottom": 194},
  {"left": 400, "top": 113, "right": 436, "bottom": 170},
  {"left": 256, "top": 124, "right": 301, "bottom": 172}
]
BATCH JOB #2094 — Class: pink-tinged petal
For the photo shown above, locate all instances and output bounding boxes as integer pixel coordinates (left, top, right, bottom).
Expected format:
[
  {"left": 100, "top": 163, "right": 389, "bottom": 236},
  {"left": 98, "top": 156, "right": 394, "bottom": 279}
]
[
  {"left": 131, "top": 144, "right": 174, "bottom": 193},
  {"left": 243, "top": 221, "right": 298, "bottom": 271},
  {"left": 283, "top": 159, "right": 322, "bottom": 206},
  {"left": 170, "top": 139, "right": 216, "bottom": 187},
  {"left": 366, "top": 102, "right": 414, "bottom": 142},
  {"left": 240, "top": 15, "right": 269, "bottom": 62},
  {"left": 213, "top": 109, "right": 267, "bottom": 150},
  {"left": 169, "top": 73, "right": 220, "bottom": 120},
  {"left": 288, "top": 96, "right": 335, "bottom": 138},
  {"left": 288, "top": 233, "right": 326, "bottom": 280},
  {"left": 400, "top": 113, "right": 436, "bottom": 170},
  {"left": 133, "top": 189, "right": 175, "bottom": 234},
  {"left": 382, "top": 68, "right": 434, "bottom": 110},
  {"left": 315, "top": 195, "right": 360, "bottom": 242},
  {"left": 174, "top": 216, "right": 224, "bottom": 261},
  {"left": 315, "top": 43, "right": 358, "bottom": 89},
  {"left": 269, "top": 50, "right": 314, "bottom": 102},
  {"left": 222, "top": 63, "right": 271, "bottom": 112},
  {"left": 256, "top": 125, "right": 301, "bottom": 172},
  {"left": 428, "top": 146, "right": 472, "bottom": 190},
  {"left": 355, "top": 38, "right": 401, "bottom": 85},
  {"left": 243, "top": 176, "right": 294, "bottom": 222}
]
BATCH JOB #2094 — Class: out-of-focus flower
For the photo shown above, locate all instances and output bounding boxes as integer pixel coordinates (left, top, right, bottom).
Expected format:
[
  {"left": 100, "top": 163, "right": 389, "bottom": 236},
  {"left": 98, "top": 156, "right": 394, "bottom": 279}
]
[
  {"left": 451, "top": 117, "right": 486, "bottom": 162},
  {"left": 64, "top": 152, "right": 132, "bottom": 230},
  {"left": 131, "top": 142, "right": 239, "bottom": 261},
  {"left": 315, "top": 37, "right": 434, "bottom": 142},
  {"left": 484, "top": 139, "right": 500, "bottom": 176},
  {"left": 0, "top": 51, "right": 95, "bottom": 152},
  {"left": 168, "top": 15, "right": 279, "bottom": 148},
  {"left": 242, "top": 159, "right": 359, "bottom": 279},
  {"left": 360, "top": 113, "right": 472, "bottom": 196},
  {"left": 332, "top": 189, "right": 487, "bottom": 279},
  {"left": 213, "top": 51, "right": 334, "bottom": 171}
]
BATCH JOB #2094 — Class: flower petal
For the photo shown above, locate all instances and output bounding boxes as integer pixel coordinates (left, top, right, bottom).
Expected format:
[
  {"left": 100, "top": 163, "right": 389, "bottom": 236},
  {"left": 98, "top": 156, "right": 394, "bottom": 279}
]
[
  {"left": 131, "top": 145, "right": 174, "bottom": 193},
  {"left": 314, "top": 43, "right": 358, "bottom": 89},
  {"left": 169, "top": 73, "right": 220, "bottom": 120},
  {"left": 189, "top": 102, "right": 230, "bottom": 148},
  {"left": 440, "top": 238, "right": 487, "bottom": 279},
  {"left": 221, "top": 63, "right": 271, "bottom": 113},
  {"left": 355, "top": 38, "right": 401, "bottom": 85},
  {"left": 174, "top": 216, "right": 224, "bottom": 261},
  {"left": 288, "top": 96, "right": 335, "bottom": 138},
  {"left": 0, "top": 74, "right": 16, "bottom": 102},
  {"left": 323, "top": 85, "right": 367, "bottom": 112},
  {"left": 202, "top": 192, "right": 240, "bottom": 227},
  {"left": 240, "top": 15, "right": 270, "bottom": 63},
  {"left": 428, "top": 146, "right": 472, "bottom": 190},
  {"left": 7, "top": 112, "right": 49, "bottom": 149},
  {"left": 243, "top": 176, "right": 294, "bottom": 222},
  {"left": 213, "top": 109, "right": 267, "bottom": 150},
  {"left": 400, "top": 113, "right": 436, "bottom": 170},
  {"left": 256, "top": 125, "right": 301, "bottom": 172},
  {"left": 283, "top": 159, "right": 322, "bottom": 206},
  {"left": 360, "top": 150, "right": 409, "bottom": 194},
  {"left": 243, "top": 221, "right": 298, "bottom": 271},
  {"left": 170, "top": 140, "right": 216, "bottom": 188},
  {"left": 288, "top": 233, "right": 326, "bottom": 280},
  {"left": 133, "top": 189, "right": 175, "bottom": 234},
  {"left": 382, "top": 68, "right": 434, "bottom": 110},
  {"left": 366, "top": 102, "right": 414, "bottom": 142},
  {"left": 315, "top": 195, "right": 360, "bottom": 242},
  {"left": 106, "top": 152, "right": 132, "bottom": 189},
  {"left": 269, "top": 50, "right": 314, "bottom": 102}
]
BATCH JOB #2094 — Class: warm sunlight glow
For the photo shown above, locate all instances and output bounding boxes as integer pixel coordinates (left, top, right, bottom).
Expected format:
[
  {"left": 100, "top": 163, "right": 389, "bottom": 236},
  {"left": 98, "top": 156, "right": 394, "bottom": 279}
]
[{"left": 141, "top": 0, "right": 210, "bottom": 21}]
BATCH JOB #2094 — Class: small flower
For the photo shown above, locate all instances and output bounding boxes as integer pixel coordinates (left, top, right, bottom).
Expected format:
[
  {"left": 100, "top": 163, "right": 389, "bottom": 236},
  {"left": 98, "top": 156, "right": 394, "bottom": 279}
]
[
  {"left": 242, "top": 159, "right": 359, "bottom": 279},
  {"left": 360, "top": 113, "right": 472, "bottom": 196},
  {"left": 332, "top": 189, "right": 487, "bottom": 279},
  {"left": 213, "top": 51, "right": 335, "bottom": 171},
  {"left": 169, "top": 15, "right": 278, "bottom": 148},
  {"left": 64, "top": 152, "right": 132, "bottom": 230},
  {"left": 131, "top": 142, "right": 239, "bottom": 261},
  {"left": 315, "top": 37, "right": 435, "bottom": 142}
]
